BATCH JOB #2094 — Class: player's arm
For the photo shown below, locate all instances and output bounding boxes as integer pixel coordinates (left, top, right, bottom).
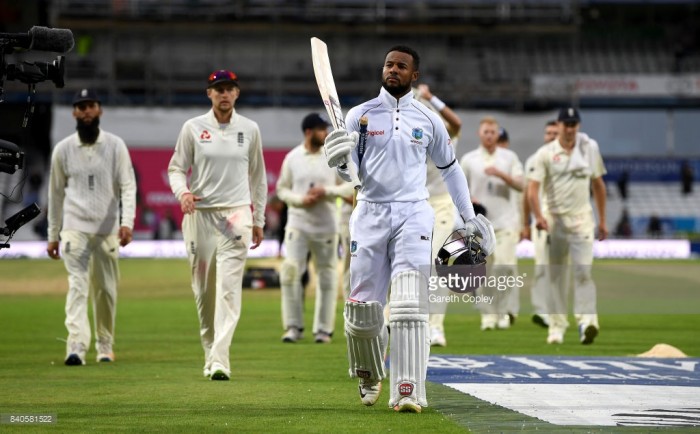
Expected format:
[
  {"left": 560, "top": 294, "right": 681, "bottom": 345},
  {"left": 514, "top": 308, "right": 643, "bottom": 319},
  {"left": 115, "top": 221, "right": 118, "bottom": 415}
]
[
  {"left": 528, "top": 180, "right": 547, "bottom": 231},
  {"left": 418, "top": 84, "right": 461, "bottom": 138},
  {"left": 484, "top": 168, "right": 523, "bottom": 191},
  {"left": 321, "top": 174, "right": 355, "bottom": 200},
  {"left": 168, "top": 122, "right": 200, "bottom": 214},
  {"left": 521, "top": 179, "right": 532, "bottom": 240},
  {"left": 46, "top": 145, "right": 66, "bottom": 259},
  {"left": 429, "top": 119, "right": 473, "bottom": 219},
  {"left": 116, "top": 138, "right": 136, "bottom": 247},
  {"left": 430, "top": 119, "right": 496, "bottom": 255},
  {"left": 591, "top": 176, "right": 607, "bottom": 240},
  {"left": 588, "top": 140, "right": 608, "bottom": 241},
  {"left": 275, "top": 156, "right": 306, "bottom": 207},
  {"left": 458, "top": 154, "right": 479, "bottom": 203},
  {"left": 248, "top": 126, "right": 268, "bottom": 249},
  {"left": 484, "top": 157, "right": 524, "bottom": 192},
  {"left": 527, "top": 149, "right": 548, "bottom": 231}
]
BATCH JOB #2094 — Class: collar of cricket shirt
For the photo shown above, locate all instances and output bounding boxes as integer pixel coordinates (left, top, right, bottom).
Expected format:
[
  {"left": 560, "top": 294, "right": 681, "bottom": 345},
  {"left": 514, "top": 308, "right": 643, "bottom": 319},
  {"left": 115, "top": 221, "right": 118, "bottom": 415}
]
[{"left": 379, "top": 86, "right": 414, "bottom": 109}]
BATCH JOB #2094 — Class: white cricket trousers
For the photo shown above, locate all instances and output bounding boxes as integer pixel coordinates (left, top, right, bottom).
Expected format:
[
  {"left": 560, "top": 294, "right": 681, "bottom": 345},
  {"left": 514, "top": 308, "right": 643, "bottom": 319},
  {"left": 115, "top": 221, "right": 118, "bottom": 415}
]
[
  {"left": 477, "top": 228, "right": 519, "bottom": 321},
  {"left": 348, "top": 201, "right": 434, "bottom": 304},
  {"left": 546, "top": 211, "right": 599, "bottom": 334},
  {"left": 182, "top": 205, "right": 252, "bottom": 376},
  {"left": 427, "top": 193, "right": 457, "bottom": 332},
  {"left": 280, "top": 228, "right": 338, "bottom": 334},
  {"left": 530, "top": 224, "right": 549, "bottom": 316},
  {"left": 61, "top": 230, "right": 119, "bottom": 356},
  {"left": 339, "top": 219, "right": 351, "bottom": 300}
]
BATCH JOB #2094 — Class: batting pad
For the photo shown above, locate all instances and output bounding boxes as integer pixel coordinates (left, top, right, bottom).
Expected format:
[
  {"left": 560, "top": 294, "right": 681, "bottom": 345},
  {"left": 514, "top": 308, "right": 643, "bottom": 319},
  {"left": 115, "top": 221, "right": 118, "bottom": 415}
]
[
  {"left": 344, "top": 301, "right": 387, "bottom": 382},
  {"left": 389, "top": 270, "right": 429, "bottom": 407}
]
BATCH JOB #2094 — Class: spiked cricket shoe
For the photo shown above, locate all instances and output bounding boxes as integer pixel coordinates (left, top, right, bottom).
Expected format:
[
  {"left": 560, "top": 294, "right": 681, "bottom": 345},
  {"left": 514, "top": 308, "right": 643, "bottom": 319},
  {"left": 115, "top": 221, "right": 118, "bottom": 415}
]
[
  {"left": 393, "top": 397, "right": 422, "bottom": 413},
  {"left": 358, "top": 379, "right": 381, "bottom": 406}
]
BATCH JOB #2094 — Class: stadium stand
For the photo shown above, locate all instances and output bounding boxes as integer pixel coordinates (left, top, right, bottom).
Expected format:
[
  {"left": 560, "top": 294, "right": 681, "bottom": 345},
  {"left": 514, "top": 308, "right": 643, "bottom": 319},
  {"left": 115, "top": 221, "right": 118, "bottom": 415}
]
[{"left": 39, "top": 0, "right": 697, "bottom": 108}]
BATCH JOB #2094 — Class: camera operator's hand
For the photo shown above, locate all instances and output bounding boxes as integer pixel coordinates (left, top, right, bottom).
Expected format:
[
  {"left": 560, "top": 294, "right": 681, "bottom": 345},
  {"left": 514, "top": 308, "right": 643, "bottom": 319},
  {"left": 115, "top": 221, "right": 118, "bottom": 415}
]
[{"left": 47, "top": 241, "right": 60, "bottom": 260}]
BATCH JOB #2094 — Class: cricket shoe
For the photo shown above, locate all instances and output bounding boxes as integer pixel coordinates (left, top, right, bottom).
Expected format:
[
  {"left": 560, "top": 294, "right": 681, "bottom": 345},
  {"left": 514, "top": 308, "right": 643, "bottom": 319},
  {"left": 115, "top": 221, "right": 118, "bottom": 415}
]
[
  {"left": 532, "top": 314, "right": 549, "bottom": 328},
  {"left": 480, "top": 314, "right": 498, "bottom": 331},
  {"left": 546, "top": 331, "right": 564, "bottom": 344},
  {"left": 65, "top": 342, "right": 86, "bottom": 366},
  {"left": 314, "top": 332, "right": 332, "bottom": 344},
  {"left": 580, "top": 324, "right": 599, "bottom": 345},
  {"left": 496, "top": 314, "right": 511, "bottom": 330},
  {"left": 96, "top": 342, "right": 115, "bottom": 362},
  {"left": 210, "top": 364, "right": 230, "bottom": 381},
  {"left": 393, "top": 397, "right": 422, "bottom": 413},
  {"left": 358, "top": 378, "right": 381, "bottom": 406},
  {"left": 282, "top": 327, "right": 303, "bottom": 343},
  {"left": 430, "top": 327, "right": 446, "bottom": 347}
]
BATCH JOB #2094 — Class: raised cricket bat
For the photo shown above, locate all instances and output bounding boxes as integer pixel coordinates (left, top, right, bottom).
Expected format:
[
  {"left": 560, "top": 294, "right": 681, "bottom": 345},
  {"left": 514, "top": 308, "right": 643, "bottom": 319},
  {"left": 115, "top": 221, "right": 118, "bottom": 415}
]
[{"left": 310, "top": 37, "right": 361, "bottom": 190}]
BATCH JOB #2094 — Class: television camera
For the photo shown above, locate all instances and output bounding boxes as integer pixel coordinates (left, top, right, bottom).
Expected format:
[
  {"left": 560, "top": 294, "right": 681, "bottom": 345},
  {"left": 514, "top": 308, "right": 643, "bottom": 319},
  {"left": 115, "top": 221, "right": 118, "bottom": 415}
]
[{"left": 0, "top": 26, "right": 74, "bottom": 249}]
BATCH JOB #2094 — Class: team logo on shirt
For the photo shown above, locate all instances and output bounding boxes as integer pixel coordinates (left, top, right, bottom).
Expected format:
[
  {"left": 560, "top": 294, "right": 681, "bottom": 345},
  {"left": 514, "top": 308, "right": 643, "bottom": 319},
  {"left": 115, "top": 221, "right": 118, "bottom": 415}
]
[
  {"left": 200, "top": 130, "right": 212, "bottom": 142},
  {"left": 410, "top": 127, "right": 425, "bottom": 145},
  {"left": 237, "top": 132, "right": 244, "bottom": 146},
  {"left": 553, "top": 155, "right": 561, "bottom": 163},
  {"left": 350, "top": 241, "right": 357, "bottom": 254}
]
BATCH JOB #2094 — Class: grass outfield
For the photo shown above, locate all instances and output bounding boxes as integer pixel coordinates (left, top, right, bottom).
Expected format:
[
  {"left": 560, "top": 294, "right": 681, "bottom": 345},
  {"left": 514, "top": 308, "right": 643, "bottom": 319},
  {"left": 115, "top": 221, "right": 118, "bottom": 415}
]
[{"left": 0, "top": 258, "right": 698, "bottom": 433}]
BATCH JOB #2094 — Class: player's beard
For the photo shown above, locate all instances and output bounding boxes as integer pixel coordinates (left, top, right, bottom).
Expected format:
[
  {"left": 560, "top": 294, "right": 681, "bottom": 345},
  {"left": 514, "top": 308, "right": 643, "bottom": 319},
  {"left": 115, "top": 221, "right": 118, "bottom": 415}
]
[
  {"left": 76, "top": 117, "right": 100, "bottom": 144},
  {"left": 382, "top": 76, "right": 411, "bottom": 98},
  {"left": 309, "top": 134, "right": 324, "bottom": 151}
]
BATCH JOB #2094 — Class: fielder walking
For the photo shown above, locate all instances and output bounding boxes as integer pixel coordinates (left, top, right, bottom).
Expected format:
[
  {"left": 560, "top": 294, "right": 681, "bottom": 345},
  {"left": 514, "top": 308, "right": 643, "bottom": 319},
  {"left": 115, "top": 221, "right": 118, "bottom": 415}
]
[
  {"left": 168, "top": 70, "right": 267, "bottom": 380},
  {"left": 276, "top": 113, "right": 354, "bottom": 344},
  {"left": 47, "top": 88, "right": 136, "bottom": 366},
  {"left": 460, "top": 117, "right": 524, "bottom": 331},
  {"left": 323, "top": 46, "right": 494, "bottom": 412},
  {"left": 527, "top": 107, "right": 607, "bottom": 345}
]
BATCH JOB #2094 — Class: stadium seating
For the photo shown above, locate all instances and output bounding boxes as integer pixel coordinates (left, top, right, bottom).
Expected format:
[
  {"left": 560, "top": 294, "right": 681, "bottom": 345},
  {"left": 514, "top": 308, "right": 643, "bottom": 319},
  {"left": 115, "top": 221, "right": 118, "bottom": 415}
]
[{"left": 607, "top": 182, "right": 700, "bottom": 238}]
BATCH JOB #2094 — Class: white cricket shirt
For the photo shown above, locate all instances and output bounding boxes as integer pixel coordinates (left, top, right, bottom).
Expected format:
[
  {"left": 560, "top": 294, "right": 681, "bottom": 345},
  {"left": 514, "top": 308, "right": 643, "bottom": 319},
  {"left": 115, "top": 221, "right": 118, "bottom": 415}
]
[
  {"left": 168, "top": 109, "right": 267, "bottom": 227},
  {"left": 527, "top": 134, "right": 606, "bottom": 216},
  {"left": 276, "top": 143, "right": 354, "bottom": 234},
  {"left": 524, "top": 151, "right": 547, "bottom": 214},
  {"left": 345, "top": 87, "right": 474, "bottom": 221},
  {"left": 47, "top": 130, "right": 137, "bottom": 242},
  {"left": 460, "top": 145, "right": 524, "bottom": 231}
]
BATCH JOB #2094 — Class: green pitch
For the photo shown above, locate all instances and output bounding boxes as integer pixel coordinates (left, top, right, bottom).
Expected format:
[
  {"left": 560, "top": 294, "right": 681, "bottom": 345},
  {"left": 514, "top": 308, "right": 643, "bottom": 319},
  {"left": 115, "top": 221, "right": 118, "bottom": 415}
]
[{"left": 0, "top": 258, "right": 698, "bottom": 433}]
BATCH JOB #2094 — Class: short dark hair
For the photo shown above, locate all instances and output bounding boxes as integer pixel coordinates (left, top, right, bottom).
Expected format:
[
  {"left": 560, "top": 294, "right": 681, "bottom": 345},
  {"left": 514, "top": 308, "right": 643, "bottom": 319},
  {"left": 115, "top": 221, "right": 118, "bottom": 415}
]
[
  {"left": 545, "top": 120, "right": 557, "bottom": 127},
  {"left": 385, "top": 45, "right": 420, "bottom": 70}
]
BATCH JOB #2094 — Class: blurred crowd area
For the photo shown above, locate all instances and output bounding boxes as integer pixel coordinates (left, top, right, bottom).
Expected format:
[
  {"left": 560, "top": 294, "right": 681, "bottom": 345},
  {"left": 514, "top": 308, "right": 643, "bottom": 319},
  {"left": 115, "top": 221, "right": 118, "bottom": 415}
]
[
  {"left": 0, "top": 0, "right": 699, "bottom": 245},
  {"left": 1, "top": 0, "right": 698, "bottom": 107}
]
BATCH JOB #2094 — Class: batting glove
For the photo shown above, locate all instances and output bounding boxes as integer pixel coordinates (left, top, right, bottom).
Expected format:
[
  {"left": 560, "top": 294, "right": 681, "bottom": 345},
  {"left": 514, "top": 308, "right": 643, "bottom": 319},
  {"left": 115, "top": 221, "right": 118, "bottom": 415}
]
[
  {"left": 324, "top": 129, "right": 359, "bottom": 168},
  {"left": 336, "top": 165, "right": 352, "bottom": 183},
  {"left": 463, "top": 214, "right": 496, "bottom": 256}
]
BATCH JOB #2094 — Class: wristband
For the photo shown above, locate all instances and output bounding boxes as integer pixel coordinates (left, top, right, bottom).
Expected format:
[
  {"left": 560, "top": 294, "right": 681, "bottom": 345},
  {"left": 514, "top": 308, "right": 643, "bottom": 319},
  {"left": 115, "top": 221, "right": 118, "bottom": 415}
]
[{"left": 429, "top": 95, "right": 446, "bottom": 111}]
